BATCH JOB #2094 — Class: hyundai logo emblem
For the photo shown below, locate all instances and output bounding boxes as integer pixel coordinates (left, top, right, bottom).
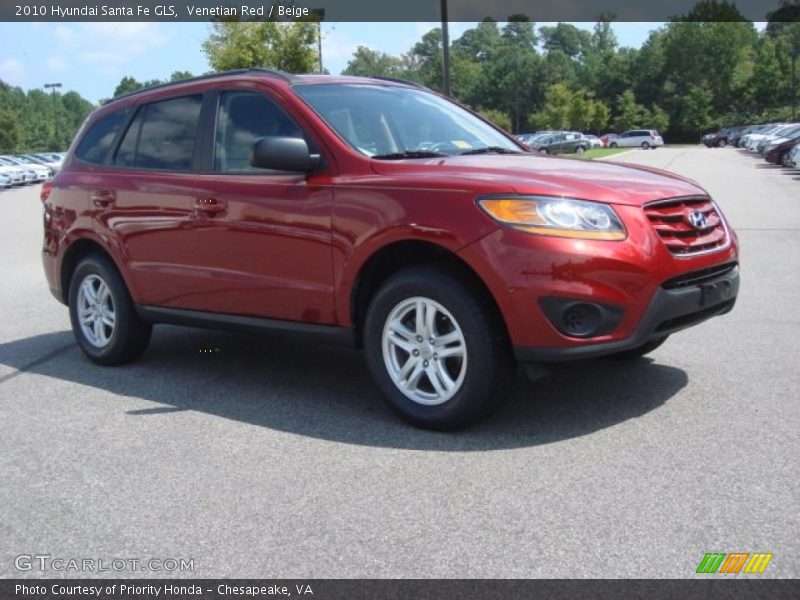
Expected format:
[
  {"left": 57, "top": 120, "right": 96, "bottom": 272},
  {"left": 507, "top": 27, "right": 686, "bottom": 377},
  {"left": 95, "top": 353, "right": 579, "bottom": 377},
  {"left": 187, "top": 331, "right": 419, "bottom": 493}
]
[{"left": 688, "top": 211, "right": 709, "bottom": 229}]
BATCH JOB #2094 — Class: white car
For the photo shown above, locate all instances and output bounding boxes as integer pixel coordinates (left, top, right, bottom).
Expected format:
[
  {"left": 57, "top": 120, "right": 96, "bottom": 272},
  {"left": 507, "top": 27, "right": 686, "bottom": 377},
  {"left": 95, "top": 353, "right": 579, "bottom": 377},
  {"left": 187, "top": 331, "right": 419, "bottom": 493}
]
[
  {"left": 582, "top": 134, "right": 602, "bottom": 148},
  {"left": 743, "top": 124, "right": 790, "bottom": 151},
  {"left": 0, "top": 173, "right": 12, "bottom": 188},
  {"left": 609, "top": 129, "right": 664, "bottom": 149},
  {"left": 0, "top": 156, "right": 49, "bottom": 181},
  {"left": 0, "top": 163, "right": 26, "bottom": 185}
]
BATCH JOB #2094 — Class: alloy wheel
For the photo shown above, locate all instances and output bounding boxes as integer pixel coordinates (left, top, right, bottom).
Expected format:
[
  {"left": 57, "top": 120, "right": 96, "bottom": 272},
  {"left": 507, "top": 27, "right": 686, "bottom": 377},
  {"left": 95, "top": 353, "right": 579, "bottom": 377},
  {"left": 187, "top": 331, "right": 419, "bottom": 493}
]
[
  {"left": 76, "top": 274, "right": 116, "bottom": 348},
  {"left": 381, "top": 297, "right": 467, "bottom": 406}
]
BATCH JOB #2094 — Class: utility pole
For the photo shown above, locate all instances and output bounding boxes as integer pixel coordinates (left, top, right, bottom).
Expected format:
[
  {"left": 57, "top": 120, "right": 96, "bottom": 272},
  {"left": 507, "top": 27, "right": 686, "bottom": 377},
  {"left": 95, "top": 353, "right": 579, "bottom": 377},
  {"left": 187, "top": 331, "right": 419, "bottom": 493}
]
[
  {"left": 440, "top": 0, "right": 451, "bottom": 96},
  {"left": 44, "top": 82, "right": 62, "bottom": 150},
  {"left": 312, "top": 8, "right": 325, "bottom": 74}
]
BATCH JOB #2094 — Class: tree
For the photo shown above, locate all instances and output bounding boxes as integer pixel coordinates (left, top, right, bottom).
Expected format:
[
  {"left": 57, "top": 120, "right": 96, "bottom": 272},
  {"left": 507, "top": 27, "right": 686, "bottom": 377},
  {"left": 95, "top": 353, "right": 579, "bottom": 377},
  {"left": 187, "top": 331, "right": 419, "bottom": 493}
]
[
  {"left": 0, "top": 78, "right": 93, "bottom": 151},
  {"left": 170, "top": 70, "right": 195, "bottom": 81},
  {"left": 0, "top": 109, "right": 21, "bottom": 153},
  {"left": 478, "top": 109, "right": 512, "bottom": 131},
  {"left": 670, "top": 0, "right": 749, "bottom": 22},
  {"left": 539, "top": 23, "right": 590, "bottom": 58},
  {"left": 613, "top": 90, "right": 646, "bottom": 131},
  {"left": 343, "top": 46, "right": 406, "bottom": 78},
  {"left": 530, "top": 84, "right": 573, "bottom": 130},
  {"left": 202, "top": 22, "right": 317, "bottom": 73},
  {"left": 113, "top": 76, "right": 143, "bottom": 97}
]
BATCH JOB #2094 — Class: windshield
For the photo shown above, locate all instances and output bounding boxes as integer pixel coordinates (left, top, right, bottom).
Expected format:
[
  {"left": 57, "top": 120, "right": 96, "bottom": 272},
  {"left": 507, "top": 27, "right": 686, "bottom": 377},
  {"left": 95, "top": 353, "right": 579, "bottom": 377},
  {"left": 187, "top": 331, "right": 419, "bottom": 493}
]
[{"left": 294, "top": 83, "right": 521, "bottom": 158}]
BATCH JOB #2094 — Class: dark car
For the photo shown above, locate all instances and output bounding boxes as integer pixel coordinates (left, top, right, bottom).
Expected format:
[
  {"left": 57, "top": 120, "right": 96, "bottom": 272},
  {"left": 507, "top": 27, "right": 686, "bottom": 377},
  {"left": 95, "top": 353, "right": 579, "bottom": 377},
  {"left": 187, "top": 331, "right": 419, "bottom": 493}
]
[
  {"left": 532, "top": 131, "right": 590, "bottom": 155},
  {"left": 42, "top": 69, "right": 740, "bottom": 430},
  {"left": 765, "top": 135, "right": 800, "bottom": 165},
  {"left": 703, "top": 127, "right": 741, "bottom": 148}
]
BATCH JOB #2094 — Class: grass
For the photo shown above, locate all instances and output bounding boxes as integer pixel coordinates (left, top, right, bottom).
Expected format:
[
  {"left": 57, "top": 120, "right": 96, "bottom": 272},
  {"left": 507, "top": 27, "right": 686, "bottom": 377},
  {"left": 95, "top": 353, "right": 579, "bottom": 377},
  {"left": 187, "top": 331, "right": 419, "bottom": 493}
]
[{"left": 577, "top": 148, "right": 632, "bottom": 160}]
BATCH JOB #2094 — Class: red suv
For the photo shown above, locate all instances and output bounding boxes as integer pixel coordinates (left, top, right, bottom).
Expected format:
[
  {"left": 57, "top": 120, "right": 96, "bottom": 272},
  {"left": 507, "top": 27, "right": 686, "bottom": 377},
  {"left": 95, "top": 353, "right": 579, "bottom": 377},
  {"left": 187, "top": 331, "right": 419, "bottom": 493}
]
[{"left": 42, "top": 70, "right": 739, "bottom": 429}]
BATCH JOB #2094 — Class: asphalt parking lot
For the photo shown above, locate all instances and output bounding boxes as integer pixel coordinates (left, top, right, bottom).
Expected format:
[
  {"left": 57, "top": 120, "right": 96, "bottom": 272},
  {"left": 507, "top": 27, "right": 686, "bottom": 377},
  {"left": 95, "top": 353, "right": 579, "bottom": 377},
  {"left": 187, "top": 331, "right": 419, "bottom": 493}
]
[{"left": 1, "top": 147, "right": 798, "bottom": 579}]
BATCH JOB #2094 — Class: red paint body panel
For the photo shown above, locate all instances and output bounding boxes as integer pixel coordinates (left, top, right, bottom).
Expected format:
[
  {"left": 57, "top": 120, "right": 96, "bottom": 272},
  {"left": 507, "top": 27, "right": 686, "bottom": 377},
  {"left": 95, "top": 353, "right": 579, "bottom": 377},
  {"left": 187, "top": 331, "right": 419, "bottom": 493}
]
[{"left": 43, "top": 72, "right": 740, "bottom": 354}]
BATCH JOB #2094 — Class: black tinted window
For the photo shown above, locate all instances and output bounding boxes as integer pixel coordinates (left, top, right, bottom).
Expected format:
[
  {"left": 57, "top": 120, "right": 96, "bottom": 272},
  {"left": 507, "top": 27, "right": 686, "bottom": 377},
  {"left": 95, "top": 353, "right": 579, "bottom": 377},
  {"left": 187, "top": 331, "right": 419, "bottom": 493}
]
[
  {"left": 75, "top": 108, "right": 131, "bottom": 165},
  {"left": 115, "top": 95, "right": 202, "bottom": 171},
  {"left": 214, "top": 91, "right": 303, "bottom": 172}
]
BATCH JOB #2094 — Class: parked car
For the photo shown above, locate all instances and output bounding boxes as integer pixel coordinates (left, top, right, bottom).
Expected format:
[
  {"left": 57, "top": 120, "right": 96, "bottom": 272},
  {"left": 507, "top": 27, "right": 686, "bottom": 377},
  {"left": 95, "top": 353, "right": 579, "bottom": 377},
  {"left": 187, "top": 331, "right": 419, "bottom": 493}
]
[
  {"left": 43, "top": 70, "right": 740, "bottom": 430},
  {"left": 741, "top": 123, "right": 789, "bottom": 151},
  {"left": 600, "top": 133, "right": 618, "bottom": 148},
  {"left": 582, "top": 134, "right": 602, "bottom": 148},
  {"left": 765, "top": 136, "right": 800, "bottom": 165},
  {"left": 756, "top": 124, "right": 800, "bottom": 155},
  {"left": 0, "top": 160, "right": 28, "bottom": 185},
  {"left": 786, "top": 143, "right": 800, "bottom": 168},
  {"left": 0, "top": 156, "right": 49, "bottom": 181},
  {"left": 610, "top": 130, "right": 664, "bottom": 149},
  {"left": 532, "top": 131, "right": 590, "bottom": 155},
  {"left": 17, "top": 153, "right": 60, "bottom": 174}
]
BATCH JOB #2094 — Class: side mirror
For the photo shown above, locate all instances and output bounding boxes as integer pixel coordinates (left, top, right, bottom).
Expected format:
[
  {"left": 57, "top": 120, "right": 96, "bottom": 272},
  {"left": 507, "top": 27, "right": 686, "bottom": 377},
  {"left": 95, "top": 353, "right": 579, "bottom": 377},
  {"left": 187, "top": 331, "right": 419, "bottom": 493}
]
[{"left": 251, "top": 137, "right": 321, "bottom": 173}]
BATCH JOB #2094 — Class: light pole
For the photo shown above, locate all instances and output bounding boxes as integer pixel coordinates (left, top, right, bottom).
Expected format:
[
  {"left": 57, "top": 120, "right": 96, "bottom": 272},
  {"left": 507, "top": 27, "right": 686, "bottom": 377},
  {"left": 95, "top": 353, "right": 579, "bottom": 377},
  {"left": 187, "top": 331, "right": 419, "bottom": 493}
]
[
  {"left": 44, "top": 82, "right": 62, "bottom": 150},
  {"left": 312, "top": 8, "right": 325, "bottom": 74}
]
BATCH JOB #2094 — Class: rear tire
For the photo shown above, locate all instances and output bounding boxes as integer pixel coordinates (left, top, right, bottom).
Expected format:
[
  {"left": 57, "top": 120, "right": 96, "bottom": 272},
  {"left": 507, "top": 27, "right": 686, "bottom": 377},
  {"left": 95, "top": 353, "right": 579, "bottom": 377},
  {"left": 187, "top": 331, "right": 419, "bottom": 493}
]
[
  {"left": 610, "top": 142, "right": 618, "bottom": 148},
  {"left": 68, "top": 254, "right": 152, "bottom": 366},
  {"left": 576, "top": 146, "right": 586, "bottom": 155},
  {"left": 717, "top": 139, "right": 727, "bottom": 148},
  {"left": 609, "top": 336, "right": 668, "bottom": 360},
  {"left": 364, "top": 266, "right": 515, "bottom": 430},
  {"left": 641, "top": 141, "right": 650, "bottom": 149}
]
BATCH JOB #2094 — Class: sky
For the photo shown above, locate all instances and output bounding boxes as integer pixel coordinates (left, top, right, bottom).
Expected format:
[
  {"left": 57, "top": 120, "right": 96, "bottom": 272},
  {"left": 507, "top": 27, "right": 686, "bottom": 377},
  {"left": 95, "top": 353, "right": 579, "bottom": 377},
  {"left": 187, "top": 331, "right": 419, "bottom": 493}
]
[{"left": 0, "top": 22, "right": 670, "bottom": 104}]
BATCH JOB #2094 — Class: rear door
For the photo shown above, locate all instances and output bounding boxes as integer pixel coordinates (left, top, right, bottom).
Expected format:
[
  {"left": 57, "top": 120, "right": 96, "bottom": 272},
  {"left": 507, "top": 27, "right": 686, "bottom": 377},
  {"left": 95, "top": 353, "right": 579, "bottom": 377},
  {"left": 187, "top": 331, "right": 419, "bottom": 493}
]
[{"left": 98, "top": 94, "right": 210, "bottom": 307}]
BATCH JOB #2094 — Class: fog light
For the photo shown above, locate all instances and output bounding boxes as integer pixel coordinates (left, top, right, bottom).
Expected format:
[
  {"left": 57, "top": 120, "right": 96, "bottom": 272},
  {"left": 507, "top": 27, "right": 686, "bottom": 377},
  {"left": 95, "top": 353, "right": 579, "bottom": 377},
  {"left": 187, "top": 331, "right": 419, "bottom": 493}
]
[
  {"left": 562, "top": 303, "right": 602, "bottom": 337},
  {"left": 539, "top": 297, "right": 624, "bottom": 338}
]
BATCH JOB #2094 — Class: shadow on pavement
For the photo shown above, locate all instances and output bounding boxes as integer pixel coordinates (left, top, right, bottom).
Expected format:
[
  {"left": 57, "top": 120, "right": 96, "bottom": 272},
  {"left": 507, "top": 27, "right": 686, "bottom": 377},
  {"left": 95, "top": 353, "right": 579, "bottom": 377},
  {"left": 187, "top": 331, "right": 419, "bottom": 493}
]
[{"left": 0, "top": 328, "right": 688, "bottom": 451}]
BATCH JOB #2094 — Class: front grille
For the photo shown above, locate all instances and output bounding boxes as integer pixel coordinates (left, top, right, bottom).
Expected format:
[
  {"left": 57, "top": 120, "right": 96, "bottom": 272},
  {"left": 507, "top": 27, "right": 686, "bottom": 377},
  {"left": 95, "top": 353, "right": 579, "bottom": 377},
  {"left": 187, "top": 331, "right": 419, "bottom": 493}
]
[
  {"left": 661, "top": 262, "right": 738, "bottom": 290},
  {"left": 644, "top": 197, "right": 728, "bottom": 256}
]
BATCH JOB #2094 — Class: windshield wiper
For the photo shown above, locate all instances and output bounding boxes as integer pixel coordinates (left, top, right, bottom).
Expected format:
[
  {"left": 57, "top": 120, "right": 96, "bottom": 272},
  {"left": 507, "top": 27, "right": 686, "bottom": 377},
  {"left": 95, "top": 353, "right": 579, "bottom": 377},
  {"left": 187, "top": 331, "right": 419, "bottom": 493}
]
[
  {"left": 371, "top": 150, "right": 448, "bottom": 160},
  {"left": 459, "top": 146, "right": 522, "bottom": 156}
]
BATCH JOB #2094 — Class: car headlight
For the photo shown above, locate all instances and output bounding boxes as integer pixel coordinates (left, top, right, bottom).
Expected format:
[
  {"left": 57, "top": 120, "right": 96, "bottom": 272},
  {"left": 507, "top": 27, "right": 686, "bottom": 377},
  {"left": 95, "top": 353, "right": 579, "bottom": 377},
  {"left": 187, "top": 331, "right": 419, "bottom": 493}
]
[{"left": 478, "top": 196, "right": 626, "bottom": 240}]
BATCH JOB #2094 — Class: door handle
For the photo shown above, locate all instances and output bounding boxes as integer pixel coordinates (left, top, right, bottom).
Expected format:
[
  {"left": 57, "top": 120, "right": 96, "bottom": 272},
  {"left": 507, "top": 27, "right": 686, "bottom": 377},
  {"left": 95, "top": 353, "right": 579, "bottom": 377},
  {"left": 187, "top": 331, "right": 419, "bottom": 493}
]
[
  {"left": 194, "top": 197, "right": 227, "bottom": 217},
  {"left": 91, "top": 190, "right": 116, "bottom": 207}
]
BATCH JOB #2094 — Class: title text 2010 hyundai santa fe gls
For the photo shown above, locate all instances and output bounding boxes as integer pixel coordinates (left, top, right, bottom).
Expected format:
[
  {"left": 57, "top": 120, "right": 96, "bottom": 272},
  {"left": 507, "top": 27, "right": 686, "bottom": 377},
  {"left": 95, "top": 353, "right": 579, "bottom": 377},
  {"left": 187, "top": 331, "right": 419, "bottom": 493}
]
[{"left": 42, "top": 70, "right": 740, "bottom": 430}]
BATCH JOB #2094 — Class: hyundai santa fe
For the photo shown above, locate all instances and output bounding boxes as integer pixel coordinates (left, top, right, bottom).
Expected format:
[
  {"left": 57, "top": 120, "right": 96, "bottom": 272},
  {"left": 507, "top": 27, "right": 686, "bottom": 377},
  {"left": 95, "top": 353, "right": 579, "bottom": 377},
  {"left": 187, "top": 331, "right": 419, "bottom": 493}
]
[{"left": 42, "top": 69, "right": 740, "bottom": 429}]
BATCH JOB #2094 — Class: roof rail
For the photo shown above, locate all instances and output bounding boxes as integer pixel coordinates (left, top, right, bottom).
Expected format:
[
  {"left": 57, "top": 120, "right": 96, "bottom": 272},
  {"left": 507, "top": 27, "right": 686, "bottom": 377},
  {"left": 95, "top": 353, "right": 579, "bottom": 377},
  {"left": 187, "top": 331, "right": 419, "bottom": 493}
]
[
  {"left": 368, "top": 76, "right": 427, "bottom": 89},
  {"left": 105, "top": 68, "right": 295, "bottom": 104}
]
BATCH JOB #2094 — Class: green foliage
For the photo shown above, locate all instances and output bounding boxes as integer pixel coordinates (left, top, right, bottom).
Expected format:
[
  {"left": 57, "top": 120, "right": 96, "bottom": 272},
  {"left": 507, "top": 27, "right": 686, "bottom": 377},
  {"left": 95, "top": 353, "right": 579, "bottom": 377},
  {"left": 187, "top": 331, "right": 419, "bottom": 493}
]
[
  {"left": 343, "top": 46, "right": 406, "bottom": 78},
  {"left": 0, "top": 108, "right": 21, "bottom": 153},
  {"left": 0, "top": 79, "right": 93, "bottom": 152},
  {"left": 478, "top": 109, "right": 512, "bottom": 132},
  {"left": 202, "top": 22, "right": 317, "bottom": 73}
]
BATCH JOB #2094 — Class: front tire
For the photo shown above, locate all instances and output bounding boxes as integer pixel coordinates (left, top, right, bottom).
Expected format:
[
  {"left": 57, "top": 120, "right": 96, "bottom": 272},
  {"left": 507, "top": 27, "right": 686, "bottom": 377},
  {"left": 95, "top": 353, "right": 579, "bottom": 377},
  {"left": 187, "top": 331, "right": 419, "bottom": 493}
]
[
  {"left": 610, "top": 142, "right": 618, "bottom": 148},
  {"left": 68, "top": 254, "right": 152, "bottom": 365},
  {"left": 364, "top": 266, "right": 514, "bottom": 430}
]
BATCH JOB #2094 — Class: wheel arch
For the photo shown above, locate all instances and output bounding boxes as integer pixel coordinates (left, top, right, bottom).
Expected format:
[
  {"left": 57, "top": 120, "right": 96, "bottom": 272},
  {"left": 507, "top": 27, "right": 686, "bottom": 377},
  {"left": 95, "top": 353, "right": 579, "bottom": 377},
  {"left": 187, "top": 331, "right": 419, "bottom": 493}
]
[
  {"left": 60, "top": 237, "right": 129, "bottom": 306},
  {"left": 348, "top": 239, "right": 509, "bottom": 347}
]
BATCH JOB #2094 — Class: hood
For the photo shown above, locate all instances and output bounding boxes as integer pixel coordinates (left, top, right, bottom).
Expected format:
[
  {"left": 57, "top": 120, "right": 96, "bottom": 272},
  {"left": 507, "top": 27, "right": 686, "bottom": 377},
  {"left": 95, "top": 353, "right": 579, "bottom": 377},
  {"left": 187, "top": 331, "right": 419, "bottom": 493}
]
[{"left": 369, "top": 154, "right": 706, "bottom": 207}]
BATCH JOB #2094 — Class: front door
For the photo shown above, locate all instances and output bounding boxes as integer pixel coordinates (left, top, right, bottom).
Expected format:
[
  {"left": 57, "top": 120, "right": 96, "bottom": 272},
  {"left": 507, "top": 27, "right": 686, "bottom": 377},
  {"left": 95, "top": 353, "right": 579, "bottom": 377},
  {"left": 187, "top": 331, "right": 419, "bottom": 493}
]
[{"left": 181, "top": 89, "right": 336, "bottom": 325}]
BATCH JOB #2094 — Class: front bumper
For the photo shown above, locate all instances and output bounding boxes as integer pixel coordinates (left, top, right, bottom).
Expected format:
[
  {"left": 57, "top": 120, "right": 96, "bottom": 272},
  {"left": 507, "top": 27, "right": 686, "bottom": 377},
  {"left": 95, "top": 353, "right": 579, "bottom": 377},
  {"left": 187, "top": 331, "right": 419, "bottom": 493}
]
[{"left": 515, "top": 263, "right": 739, "bottom": 362}]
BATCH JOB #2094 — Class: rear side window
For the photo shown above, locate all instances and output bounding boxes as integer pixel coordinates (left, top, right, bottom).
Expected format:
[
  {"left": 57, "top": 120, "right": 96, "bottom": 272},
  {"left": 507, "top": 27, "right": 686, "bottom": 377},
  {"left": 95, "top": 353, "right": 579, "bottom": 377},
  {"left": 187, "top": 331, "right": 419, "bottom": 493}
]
[
  {"left": 75, "top": 108, "right": 131, "bottom": 165},
  {"left": 214, "top": 91, "right": 303, "bottom": 172},
  {"left": 115, "top": 95, "right": 202, "bottom": 171}
]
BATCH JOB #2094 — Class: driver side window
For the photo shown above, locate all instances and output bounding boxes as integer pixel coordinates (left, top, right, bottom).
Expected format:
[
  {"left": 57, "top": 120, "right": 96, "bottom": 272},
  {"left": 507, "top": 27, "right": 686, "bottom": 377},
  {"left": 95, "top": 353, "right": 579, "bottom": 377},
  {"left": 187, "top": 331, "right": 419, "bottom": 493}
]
[{"left": 214, "top": 91, "right": 304, "bottom": 172}]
